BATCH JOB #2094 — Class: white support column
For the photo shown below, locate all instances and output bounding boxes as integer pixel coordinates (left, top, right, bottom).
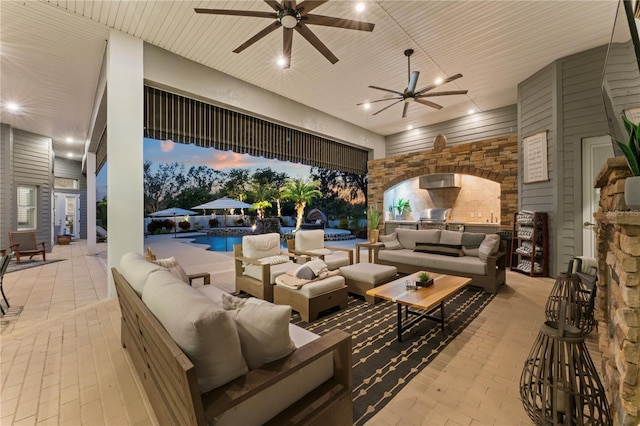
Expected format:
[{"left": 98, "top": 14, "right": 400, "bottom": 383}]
[
  {"left": 106, "top": 30, "right": 144, "bottom": 298},
  {"left": 86, "top": 152, "right": 97, "bottom": 255}
]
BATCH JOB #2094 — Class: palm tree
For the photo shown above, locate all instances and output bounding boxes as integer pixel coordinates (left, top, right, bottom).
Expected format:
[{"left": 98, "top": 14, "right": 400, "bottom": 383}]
[{"left": 280, "top": 178, "right": 322, "bottom": 230}]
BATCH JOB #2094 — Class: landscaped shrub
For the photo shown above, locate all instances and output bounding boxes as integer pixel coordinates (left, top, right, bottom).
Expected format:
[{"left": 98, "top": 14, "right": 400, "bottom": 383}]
[
  {"left": 339, "top": 218, "right": 349, "bottom": 229},
  {"left": 178, "top": 220, "right": 191, "bottom": 231},
  {"left": 209, "top": 218, "right": 219, "bottom": 228},
  {"left": 163, "top": 219, "right": 175, "bottom": 231},
  {"left": 147, "top": 219, "right": 166, "bottom": 234}
]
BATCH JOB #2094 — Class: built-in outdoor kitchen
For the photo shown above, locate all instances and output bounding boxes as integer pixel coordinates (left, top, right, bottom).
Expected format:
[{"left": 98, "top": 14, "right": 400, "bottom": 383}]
[{"left": 383, "top": 173, "right": 501, "bottom": 234}]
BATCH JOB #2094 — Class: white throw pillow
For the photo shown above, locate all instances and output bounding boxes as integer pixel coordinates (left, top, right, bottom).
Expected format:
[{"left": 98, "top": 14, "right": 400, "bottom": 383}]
[
  {"left": 259, "top": 255, "right": 290, "bottom": 265},
  {"left": 478, "top": 234, "right": 501, "bottom": 262},
  {"left": 142, "top": 271, "right": 248, "bottom": 391},
  {"left": 223, "top": 300, "right": 296, "bottom": 369},
  {"left": 221, "top": 293, "right": 268, "bottom": 310},
  {"left": 151, "top": 256, "right": 190, "bottom": 283}
]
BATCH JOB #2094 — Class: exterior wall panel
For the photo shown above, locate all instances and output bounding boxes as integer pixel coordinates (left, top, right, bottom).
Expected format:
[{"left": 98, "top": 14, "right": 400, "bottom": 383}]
[
  {"left": 12, "top": 129, "right": 54, "bottom": 250},
  {"left": 386, "top": 105, "right": 517, "bottom": 157}
]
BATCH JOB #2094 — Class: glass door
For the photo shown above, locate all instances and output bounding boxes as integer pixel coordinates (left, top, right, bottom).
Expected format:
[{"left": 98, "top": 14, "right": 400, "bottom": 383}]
[{"left": 55, "top": 193, "right": 80, "bottom": 238}]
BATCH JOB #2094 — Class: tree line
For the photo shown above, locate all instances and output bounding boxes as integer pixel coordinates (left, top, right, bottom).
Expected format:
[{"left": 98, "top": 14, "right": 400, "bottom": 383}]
[{"left": 142, "top": 161, "right": 367, "bottom": 221}]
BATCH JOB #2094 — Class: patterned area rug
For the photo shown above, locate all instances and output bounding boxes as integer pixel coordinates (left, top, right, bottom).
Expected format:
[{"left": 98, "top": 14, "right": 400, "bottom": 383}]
[
  {"left": 6, "top": 259, "right": 65, "bottom": 274},
  {"left": 291, "top": 287, "right": 495, "bottom": 425}
]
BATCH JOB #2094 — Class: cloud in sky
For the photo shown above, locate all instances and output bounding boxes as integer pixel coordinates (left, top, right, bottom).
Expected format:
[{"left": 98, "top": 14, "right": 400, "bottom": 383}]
[{"left": 143, "top": 138, "right": 311, "bottom": 178}]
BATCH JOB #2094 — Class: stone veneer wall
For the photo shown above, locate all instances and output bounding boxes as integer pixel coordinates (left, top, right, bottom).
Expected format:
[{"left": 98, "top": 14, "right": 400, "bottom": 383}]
[
  {"left": 368, "top": 134, "right": 518, "bottom": 230},
  {"left": 595, "top": 157, "right": 640, "bottom": 425}
]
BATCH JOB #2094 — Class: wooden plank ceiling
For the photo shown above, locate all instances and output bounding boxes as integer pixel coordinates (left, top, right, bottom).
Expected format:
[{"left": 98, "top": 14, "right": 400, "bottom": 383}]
[{"left": 0, "top": 0, "right": 619, "bottom": 159}]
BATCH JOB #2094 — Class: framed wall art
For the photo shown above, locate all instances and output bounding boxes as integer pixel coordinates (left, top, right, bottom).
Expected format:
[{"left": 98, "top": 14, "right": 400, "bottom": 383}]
[{"left": 523, "top": 131, "right": 549, "bottom": 184}]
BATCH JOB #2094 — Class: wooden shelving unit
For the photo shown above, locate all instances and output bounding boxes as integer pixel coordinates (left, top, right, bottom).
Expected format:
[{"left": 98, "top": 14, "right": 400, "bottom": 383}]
[{"left": 510, "top": 211, "right": 548, "bottom": 277}]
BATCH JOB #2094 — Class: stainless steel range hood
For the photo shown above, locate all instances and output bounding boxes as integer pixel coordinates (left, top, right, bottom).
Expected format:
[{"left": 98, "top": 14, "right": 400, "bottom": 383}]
[{"left": 419, "top": 174, "right": 461, "bottom": 189}]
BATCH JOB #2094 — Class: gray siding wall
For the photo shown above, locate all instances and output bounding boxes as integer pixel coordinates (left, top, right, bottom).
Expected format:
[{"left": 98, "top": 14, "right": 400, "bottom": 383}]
[
  {"left": 386, "top": 105, "right": 517, "bottom": 156},
  {"left": 559, "top": 45, "right": 609, "bottom": 271},
  {"left": 54, "top": 158, "right": 87, "bottom": 239},
  {"left": 518, "top": 62, "right": 558, "bottom": 275},
  {"left": 518, "top": 45, "right": 612, "bottom": 276},
  {"left": 0, "top": 125, "right": 13, "bottom": 251},
  {"left": 11, "top": 128, "right": 54, "bottom": 251}
]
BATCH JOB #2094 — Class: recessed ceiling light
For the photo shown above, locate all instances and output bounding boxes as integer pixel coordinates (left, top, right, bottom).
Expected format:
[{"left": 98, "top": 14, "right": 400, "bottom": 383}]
[
  {"left": 355, "top": 2, "right": 365, "bottom": 12},
  {"left": 468, "top": 109, "right": 475, "bottom": 115},
  {"left": 67, "top": 153, "right": 74, "bottom": 158},
  {"left": 6, "top": 102, "right": 20, "bottom": 112},
  {"left": 277, "top": 57, "right": 287, "bottom": 67},
  {"left": 407, "top": 125, "right": 413, "bottom": 130},
  {"left": 363, "top": 102, "right": 371, "bottom": 110},
  {"left": 66, "top": 137, "right": 73, "bottom": 143},
  {"left": 434, "top": 78, "right": 443, "bottom": 85}
]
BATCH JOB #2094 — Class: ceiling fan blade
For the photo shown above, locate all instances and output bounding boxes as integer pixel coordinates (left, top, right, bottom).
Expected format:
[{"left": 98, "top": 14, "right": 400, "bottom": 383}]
[
  {"left": 264, "top": 1, "right": 283, "bottom": 12},
  {"left": 415, "top": 73, "right": 463, "bottom": 96},
  {"left": 368, "top": 85, "right": 404, "bottom": 96},
  {"left": 283, "top": 0, "right": 296, "bottom": 10},
  {"left": 407, "top": 71, "right": 420, "bottom": 93},
  {"left": 296, "top": 1, "right": 329, "bottom": 15},
  {"left": 402, "top": 102, "right": 409, "bottom": 118},
  {"left": 304, "top": 15, "right": 375, "bottom": 31},
  {"left": 415, "top": 98, "right": 443, "bottom": 110},
  {"left": 194, "top": 8, "right": 277, "bottom": 19},
  {"left": 295, "top": 24, "right": 338, "bottom": 64},
  {"left": 356, "top": 97, "right": 403, "bottom": 105},
  {"left": 283, "top": 27, "right": 293, "bottom": 69},
  {"left": 419, "top": 90, "right": 468, "bottom": 97},
  {"left": 233, "top": 21, "right": 282, "bottom": 53},
  {"left": 373, "top": 100, "right": 404, "bottom": 116}
]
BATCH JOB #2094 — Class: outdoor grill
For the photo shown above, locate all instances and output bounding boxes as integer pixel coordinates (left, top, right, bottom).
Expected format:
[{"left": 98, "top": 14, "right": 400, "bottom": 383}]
[{"left": 418, "top": 208, "right": 450, "bottom": 230}]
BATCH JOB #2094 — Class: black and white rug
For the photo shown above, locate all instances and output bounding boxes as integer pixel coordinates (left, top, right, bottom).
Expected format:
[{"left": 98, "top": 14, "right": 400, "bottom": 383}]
[
  {"left": 5, "top": 259, "right": 65, "bottom": 274},
  {"left": 291, "top": 287, "right": 495, "bottom": 425}
]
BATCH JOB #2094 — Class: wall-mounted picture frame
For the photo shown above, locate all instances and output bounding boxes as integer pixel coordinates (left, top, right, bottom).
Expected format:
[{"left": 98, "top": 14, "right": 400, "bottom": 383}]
[
  {"left": 523, "top": 131, "right": 549, "bottom": 184},
  {"left": 624, "top": 106, "right": 640, "bottom": 124}
]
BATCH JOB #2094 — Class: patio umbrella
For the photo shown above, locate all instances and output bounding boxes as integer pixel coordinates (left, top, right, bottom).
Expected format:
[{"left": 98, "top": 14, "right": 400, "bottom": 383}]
[
  {"left": 192, "top": 197, "right": 253, "bottom": 228},
  {"left": 149, "top": 207, "right": 198, "bottom": 238}
]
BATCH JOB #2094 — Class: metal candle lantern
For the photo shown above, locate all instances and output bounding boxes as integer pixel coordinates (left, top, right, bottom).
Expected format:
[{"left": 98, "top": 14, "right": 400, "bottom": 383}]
[
  {"left": 545, "top": 273, "right": 595, "bottom": 335},
  {"left": 520, "top": 317, "right": 611, "bottom": 425}
]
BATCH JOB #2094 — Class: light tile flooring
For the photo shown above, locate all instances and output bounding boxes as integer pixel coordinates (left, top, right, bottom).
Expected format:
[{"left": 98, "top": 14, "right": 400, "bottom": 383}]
[{"left": 0, "top": 237, "right": 602, "bottom": 425}]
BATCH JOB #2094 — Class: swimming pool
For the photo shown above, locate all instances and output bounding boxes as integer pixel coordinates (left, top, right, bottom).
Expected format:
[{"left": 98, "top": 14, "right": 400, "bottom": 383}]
[{"left": 186, "top": 234, "right": 287, "bottom": 252}]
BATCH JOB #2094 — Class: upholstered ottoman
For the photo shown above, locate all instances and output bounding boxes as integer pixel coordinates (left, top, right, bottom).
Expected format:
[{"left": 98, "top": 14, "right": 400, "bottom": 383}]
[
  {"left": 274, "top": 275, "right": 348, "bottom": 322},
  {"left": 339, "top": 263, "right": 398, "bottom": 304}
]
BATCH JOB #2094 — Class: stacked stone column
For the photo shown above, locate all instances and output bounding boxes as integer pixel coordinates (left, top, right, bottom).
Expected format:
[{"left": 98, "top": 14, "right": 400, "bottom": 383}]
[{"left": 595, "top": 157, "right": 640, "bottom": 426}]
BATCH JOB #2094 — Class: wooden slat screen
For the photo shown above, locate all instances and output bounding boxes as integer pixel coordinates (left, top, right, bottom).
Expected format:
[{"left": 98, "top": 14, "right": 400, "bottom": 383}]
[{"left": 144, "top": 86, "right": 368, "bottom": 175}]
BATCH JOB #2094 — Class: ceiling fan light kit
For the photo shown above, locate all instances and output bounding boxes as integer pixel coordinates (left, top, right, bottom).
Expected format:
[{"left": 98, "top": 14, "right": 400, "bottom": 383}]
[
  {"left": 195, "top": 0, "right": 375, "bottom": 69},
  {"left": 361, "top": 49, "right": 469, "bottom": 118}
]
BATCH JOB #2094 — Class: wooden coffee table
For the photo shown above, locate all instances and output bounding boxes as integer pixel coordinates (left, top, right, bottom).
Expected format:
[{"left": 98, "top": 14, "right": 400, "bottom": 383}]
[{"left": 366, "top": 272, "right": 472, "bottom": 341}]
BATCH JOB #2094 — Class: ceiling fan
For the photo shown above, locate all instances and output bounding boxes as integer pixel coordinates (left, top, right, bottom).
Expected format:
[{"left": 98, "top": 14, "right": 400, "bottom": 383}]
[
  {"left": 359, "top": 49, "right": 468, "bottom": 118},
  {"left": 194, "top": 1, "right": 375, "bottom": 69}
]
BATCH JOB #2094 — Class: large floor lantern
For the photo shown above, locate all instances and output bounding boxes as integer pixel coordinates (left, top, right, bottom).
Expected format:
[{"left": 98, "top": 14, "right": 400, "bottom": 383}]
[
  {"left": 520, "top": 316, "right": 611, "bottom": 425},
  {"left": 545, "top": 272, "right": 596, "bottom": 335}
]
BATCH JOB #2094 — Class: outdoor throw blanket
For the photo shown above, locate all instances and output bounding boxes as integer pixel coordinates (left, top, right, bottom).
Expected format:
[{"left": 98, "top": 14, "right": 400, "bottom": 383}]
[{"left": 276, "top": 260, "right": 340, "bottom": 290}]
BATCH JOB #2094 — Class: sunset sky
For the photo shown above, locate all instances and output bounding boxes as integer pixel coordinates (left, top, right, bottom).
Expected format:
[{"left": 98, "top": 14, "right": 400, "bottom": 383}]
[{"left": 96, "top": 138, "right": 312, "bottom": 200}]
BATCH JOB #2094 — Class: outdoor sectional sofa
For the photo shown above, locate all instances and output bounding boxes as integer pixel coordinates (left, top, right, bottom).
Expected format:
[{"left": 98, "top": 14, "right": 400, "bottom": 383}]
[
  {"left": 373, "top": 228, "right": 506, "bottom": 294},
  {"left": 113, "top": 252, "right": 352, "bottom": 425}
]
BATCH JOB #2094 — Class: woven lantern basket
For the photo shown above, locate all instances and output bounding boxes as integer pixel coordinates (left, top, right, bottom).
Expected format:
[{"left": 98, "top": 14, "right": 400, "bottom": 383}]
[
  {"left": 520, "top": 318, "right": 611, "bottom": 425},
  {"left": 545, "top": 272, "right": 596, "bottom": 335}
]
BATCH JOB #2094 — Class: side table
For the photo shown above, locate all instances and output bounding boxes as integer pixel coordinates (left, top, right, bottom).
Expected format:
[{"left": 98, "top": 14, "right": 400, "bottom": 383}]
[{"left": 355, "top": 242, "right": 384, "bottom": 263}]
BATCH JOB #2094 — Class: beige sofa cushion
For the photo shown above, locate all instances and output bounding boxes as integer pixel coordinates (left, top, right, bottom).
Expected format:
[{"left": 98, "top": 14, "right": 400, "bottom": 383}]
[
  {"left": 245, "top": 262, "right": 298, "bottom": 283},
  {"left": 119, "top": 252, "right": 166, "bottom": 295},
  {"left": 396, "top": 228, "right": 441, "bottom": 250},
  {"left": 242, "top": 233, "right": 282, "bottom": 260},
  {"left": 295, "top": 230, "right": 324, "bottom": 251},
  {"left": 142, "top": 270, "right": 248, "bottom": 392}
]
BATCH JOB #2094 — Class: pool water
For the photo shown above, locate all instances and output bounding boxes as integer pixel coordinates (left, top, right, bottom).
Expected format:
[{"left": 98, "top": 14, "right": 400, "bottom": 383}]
[{"left": 187, "top": 234, "right": 287, "bottom": 252}]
